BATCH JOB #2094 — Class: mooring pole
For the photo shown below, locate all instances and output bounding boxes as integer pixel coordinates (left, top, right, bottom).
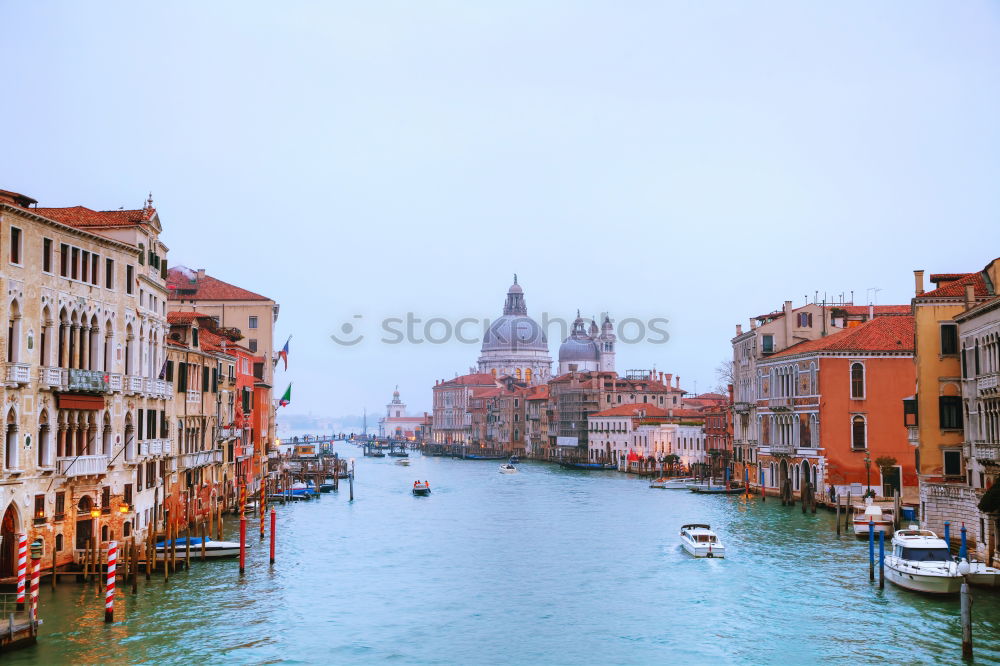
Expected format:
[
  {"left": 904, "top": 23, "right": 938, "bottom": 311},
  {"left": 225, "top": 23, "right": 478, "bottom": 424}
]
[
  {"left": 869, "top": 520, "right": 875, "bottom": 582},
  {"left": 269, "top": 506, "right": 276, "bottom": 565},
  {"left": 878, "top": 530, "right": 885, "bottom": 590},
  {"left": 961, "top": 579, "right": 973, "bottom": 660},
  {"left": 239, "top": 513, "right": 247, "bottom": 576}
]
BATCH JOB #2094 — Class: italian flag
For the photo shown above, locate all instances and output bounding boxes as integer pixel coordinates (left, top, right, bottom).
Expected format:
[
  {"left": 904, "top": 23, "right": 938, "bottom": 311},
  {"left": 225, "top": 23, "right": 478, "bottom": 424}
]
[{"left": 278, "top": 383, "right": 291, "bottom": 408}]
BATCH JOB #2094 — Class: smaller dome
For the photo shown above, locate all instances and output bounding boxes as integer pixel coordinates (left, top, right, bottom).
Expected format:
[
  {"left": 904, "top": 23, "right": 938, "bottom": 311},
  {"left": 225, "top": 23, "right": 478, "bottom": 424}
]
[
  {"left": 508, "top": 283, "right": 522, "bottom": 294},
  {"left": 558, "top": 338, "right": 600, "bottom": 362}
]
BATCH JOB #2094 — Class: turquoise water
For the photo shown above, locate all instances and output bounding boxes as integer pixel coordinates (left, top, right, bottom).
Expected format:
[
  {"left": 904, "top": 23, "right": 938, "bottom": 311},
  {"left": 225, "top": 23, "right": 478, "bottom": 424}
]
[{"left": 9, "top": 450, "right": 1000, "bottom": 664}]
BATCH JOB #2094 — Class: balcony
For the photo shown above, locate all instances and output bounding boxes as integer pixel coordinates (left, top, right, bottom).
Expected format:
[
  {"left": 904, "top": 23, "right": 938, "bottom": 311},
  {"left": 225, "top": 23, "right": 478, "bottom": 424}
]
[
  {"left": 57, "top": 455, "right": 109, "bottom": 477},
  {"left": 733, "top": 402, "right": 752, "bottom": 413},
  {"left": 186, "top": 389, "right": 201, "bottom": 404},
  {"left": 5, "top": 362, "right": 30, "bottom": 386},
  {"left": 768, "top": 442, "right": 793, "bottom": 454},
  {"left": 907, "top": 426, "right": 919, "bottom": 444},
  {"left": 108, "top": 373, "right": 123, "bottom": 392},
  {"left": 67, "top": 368, "right": 110, "bottom": 393},
  {"left": 39, "top": 366, "right": 67, "bottom": 390},
  {"left": 977, "top": 373, "right": 999, "bottom": 394},
  {"left": 140, "top": 439, "right": 164, "bottom": 456},
  {"left": 972, "top": 441, "right": 999, "bottom": 462},
  {"left": 218, "top": 427, "right": 243, "bottom": 440},
  {"left": 179, "top": 449, "right": 223, "bottom": 469},
  {"left": 125, "top": 375, "right": 143, "bottom": 394}
]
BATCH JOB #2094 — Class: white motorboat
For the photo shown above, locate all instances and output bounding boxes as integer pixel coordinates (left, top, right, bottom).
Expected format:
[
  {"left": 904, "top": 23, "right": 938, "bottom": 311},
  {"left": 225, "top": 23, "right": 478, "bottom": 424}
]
[
  {"left": 885, "top": 527, "right": 962, "bottom": 594},
  {"left": 852, "top": 499, "right": 894, "bottom": 537},
  {"left": 679, "top": 523, "right": 725, "bottom": 558},
  {"left": 650, "top": 477, "right": 695, "bottom": 489},
  {"left": 155, "top": 537, "right": 243, "bottom": 559},
  {"left": 499, "top": 464, "right": 518, "bottom": 474},
  {"left": 965, "top": 560, "right": 1000, "bottom": 588}
]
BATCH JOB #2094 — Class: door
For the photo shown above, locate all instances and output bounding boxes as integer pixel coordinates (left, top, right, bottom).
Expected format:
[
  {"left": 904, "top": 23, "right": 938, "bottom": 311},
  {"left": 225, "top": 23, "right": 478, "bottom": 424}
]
[
  {"left": 882, "top": 466, "right": 902, "bottom": 497},
  {"left": 76, "top": 496, "right": 93, "bottom": 549},
  {"left": 0, "top": 503, "right": 18, "bottom": 578}
]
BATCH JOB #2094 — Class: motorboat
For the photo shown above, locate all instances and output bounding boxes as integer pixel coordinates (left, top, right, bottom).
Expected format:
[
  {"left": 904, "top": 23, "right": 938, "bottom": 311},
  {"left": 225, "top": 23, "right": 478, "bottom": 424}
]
[
  {"left": 650, "top": 477, "right": 696, "bottom": 489},
  {"left": 412, "top": 481, "right": 431, "bottom": 496},
  {"left": 679, "top": 524, "right": 725, "bottom": 558},
  {"left": 155, "top": 537, "right": 242, "bottom": 559},
  {"left": 558, "top": 461, "right": 616, "bottom": 471},
  {"left": 853, "top": 499, "right": 894, "bottom": 537},
  {"left": 396, "top": 458, "right": 411, "bottom": 466},
  {"left": 388, "top": 450, "right": 409, "bottom": 458},
  {"left": 690, "top": 484, "right": 746, "bottom": 495},
  {"left": 964, "top": 561, "right": 1000, "bottom": 588},
  {"left": 885, "top": 527, "right": 962, "bottom": 594},
  {"left": 499, "top": 463, "right": 518, "bottom": 474}
]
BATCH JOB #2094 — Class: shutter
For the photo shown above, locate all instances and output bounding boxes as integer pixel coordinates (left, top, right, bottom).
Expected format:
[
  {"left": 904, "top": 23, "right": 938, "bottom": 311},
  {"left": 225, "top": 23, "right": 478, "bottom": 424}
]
[
  {"left": 160, "top": 258, "right": 168, "bottom": 279},
  {"left": 178, "top": 363, "right": 187, "bottom": 392},
  {"left": 166, "top": 360, "right": 174, "bottom": 382},
  {"left": 160, "top": 410, "right": 166, "bottom": 438},
  {"left": 202, "top": 366, "right": 209, "bottom": 392},
  {"left": 138, "top": 410, "right": 144, "bottom": 440},
  {"left": 138, "top": 243, "right": 145, "bottom": 265},
  {"left": 211, "top": 367, "right": 218, "bottom": 393},
  {"left": 137, "top": 464, "right": 143, "bottom": 492}
]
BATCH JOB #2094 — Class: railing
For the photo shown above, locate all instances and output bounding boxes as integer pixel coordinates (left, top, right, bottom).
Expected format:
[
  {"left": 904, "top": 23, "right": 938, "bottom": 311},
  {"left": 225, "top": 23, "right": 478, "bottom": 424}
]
[
  {"left": 57, "top": 455, "right": 109, "bottom": 477},
  {"left": 39, "top": 366, "right": 67, "bottom": 389},
  {"left": 5, "top": 362, "right": 30, "bottom": 385},
  {"left": 140, "top": 439, "right": 165, "bottom": 456},
  {"left": 219, "top": 427, "right": 243, "bottom": 440},
  {"left": 67, "top": 368, "right": 109, "bottom": 392},
  {"left": 733, "top": 402, "right": 752, "bottom": 413},
  {"left": 977, "top": 373, "right": 999, "bottom": 393},
  {"left": 907, "top": 426, "right": 919, "bottom": 443},
  {"left": 179, "top": 449, "right": 222, "bottom": 468},
  {"left": 768, "top": 442, "right": 794, "bottom": 454},
  {"left": 125, "top": 375, "right": 143, "bottom": 394},
  {"left": 108, "top": 372, "right": 123, "bottom": 392},
  {"left": 187, "top": 389, "right": 201, "bottom": 403},
  {"left": 972, "top": 441, "right": 999, "bottom": 462}
]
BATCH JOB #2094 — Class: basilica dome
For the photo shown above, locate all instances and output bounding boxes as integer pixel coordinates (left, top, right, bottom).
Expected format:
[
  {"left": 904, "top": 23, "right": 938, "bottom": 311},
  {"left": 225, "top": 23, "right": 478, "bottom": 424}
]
[
  {"left": 558, "top": 314, "right": 600, "bottom": 364},
  {"left": 480, "top": 278, "right": 548, "bottom": 353}
]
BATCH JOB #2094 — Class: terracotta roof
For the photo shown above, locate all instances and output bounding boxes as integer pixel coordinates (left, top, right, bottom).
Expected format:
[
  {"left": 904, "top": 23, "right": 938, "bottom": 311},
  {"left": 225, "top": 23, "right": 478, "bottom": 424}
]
[
  {"left": 435, "top": 373, "right": 498, "bottom": 388},
  {"left": 839, "top": 305, "right": 911, "bottom": 316},
  {"left": 768, "top": 315, "right": 914, "bottom": 358},
  {"left": 167, "top": 266, "right": 271, "bottom": 301},
  {"left": 917, "top": 272, "right": 991, "bottom": 300},
  {"left": 167, "top": 311, "right": 209, "bottom": 324},
  {"left": 591, "top": 404, "right": 669, "bottom": 418},
  {"left": 523, "top": 385, "right": 549, "bottom": 400},
  {"left": 34, "top": 205, "right": 155, "bottom": 228}
]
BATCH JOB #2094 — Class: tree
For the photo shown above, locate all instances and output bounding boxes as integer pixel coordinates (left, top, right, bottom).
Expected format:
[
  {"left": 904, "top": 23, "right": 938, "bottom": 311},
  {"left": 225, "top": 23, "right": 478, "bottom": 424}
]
[
  {"left": 713, "top": 359, "right": 734, "bottom": 395},
  {"left": 664, "top": 453, "right": 680, "bottom": 476}
]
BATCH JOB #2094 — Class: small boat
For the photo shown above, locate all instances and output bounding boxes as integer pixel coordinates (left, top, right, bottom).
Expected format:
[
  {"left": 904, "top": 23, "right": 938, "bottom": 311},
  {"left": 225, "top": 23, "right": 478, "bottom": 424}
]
[
  {"left": 885, "top": 527, "right": 962, "bottom": 594},
  {"left": 853, "top": 499, "right": 894, "bottom": 537},
  {"left": 499, "top": 464, "right": 518, "bottom": 474},
  {"left": 412, "top": 481, "right": 431, "bottom": 496},
  {"left": 388, "top": 451, "right": 409, "bottom": 458},
  {"left": 155, "top": 537, "right": 243, "bottom": 559},
  {"left": 319, "top": 482, "right": 335, "bottom": 492},
  {"left": 370, "top": 451, "right": 386, "bottom": 458},
  {"left": 396, "top": 458, "right": 411, "bottom": 466},
  {"left": 965, "top": 561, "right": 1000, "bottom": 588},
  {"left": 690, "top": 484, "right": 745, "bottom": 495},
  {"left": 650, "top": 477, "right": 696, "bottom": 489},
  {"left": 679, "top": 524, "right": 725, "bottom": 558},
  {"left": 464, "top": 454, "right": 507, "bottom": 460},
  {"left": 559, "top": 461, "right": 616, "bottom": 471}
]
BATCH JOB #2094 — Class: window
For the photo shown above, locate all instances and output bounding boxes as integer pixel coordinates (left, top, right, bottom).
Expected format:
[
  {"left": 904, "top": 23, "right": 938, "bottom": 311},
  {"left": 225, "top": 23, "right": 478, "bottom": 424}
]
[
  {"left": 851, "top": 415, "right": 866, "bottom": 450},
  {"left": 60, "top": 243, "right": 69, "bottom": 276},
  {"left": 126, "top": 265, "right": 134, "bottom": 294},
  {"left": 91, "top": 254, "right": 99, "bottom": 284},
  {"left": 42, "top": 238, "right": 52, "bottom": 272},
  {"left": 941, "top": 324, "right": 958, "bottom": 355},
  {"left": 124, "top": 483, "right": 133, "bottom": 507},
  {"left": 943, "top": 449, "right": 962, "bottom": 477},
  {"left": 9, "top": 226, "right": 21, "bottom": 264},
  {"left": 797, "top": 312, "right": 813, "bottom": 327},
  {"left": 105, "top": 258, "right": 114, "bottom": 289},
  {"left": 248, "top": 339, "right": 258, "bottom": 353},
  {"left": 54, "top": 491, "right": 65, "bottom": 520},
  {"left": 71, "top": 247, "right": 79, "bottom": 279},
  {"left": 192, "top": 328, "right": 199, "bottom": 348},
  {"left": 939, "top": 396, "right": 963, "bottom": 429},
  {"left": 55, "top": 534, "right": 64, "bottom": 552},
  {"left": 101, "top": 486, "right": 111, "bottom": 514},
  {"left": 34, "top": 494, "right": 45, "bottom": 524},
  {"left": 850, "top": 363, "right": 865, "bottom": 399},
  {"left": 248, "top": 316, "right": 258, "bottom": 329},
  {"left": 138, "top": 242, "right": 145, "bottom": 265},
  {"left": 762, "top": 335, "right": 774, "bottom": 353},
  {"left": 137, "top": 463, "right": 144, "bottom": 491}
]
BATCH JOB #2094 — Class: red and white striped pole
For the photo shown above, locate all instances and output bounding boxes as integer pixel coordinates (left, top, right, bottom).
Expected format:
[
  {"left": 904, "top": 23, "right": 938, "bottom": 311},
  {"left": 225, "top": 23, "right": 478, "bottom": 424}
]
[
  {"left": 29, "top": 543, "right": 40, "bottom": 626},
  {"left": 104, "top": 541, "right": 118, "bottom": 623},
  {"left": 15, "top": 533, "right": 27, "bottom": 610}
]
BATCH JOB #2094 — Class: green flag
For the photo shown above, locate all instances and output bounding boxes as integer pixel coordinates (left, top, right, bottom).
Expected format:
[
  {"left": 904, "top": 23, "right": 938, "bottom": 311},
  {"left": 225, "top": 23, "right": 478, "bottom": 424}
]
[{"left": 278, "top": 383, "right": 291, "bottom": 407}]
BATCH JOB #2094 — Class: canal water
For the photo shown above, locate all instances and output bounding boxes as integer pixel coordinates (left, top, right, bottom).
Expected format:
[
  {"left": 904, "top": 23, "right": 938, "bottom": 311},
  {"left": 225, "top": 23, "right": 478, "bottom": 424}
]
[{"left": 9, "top": 450, "right": 1000, "bottom": 664}]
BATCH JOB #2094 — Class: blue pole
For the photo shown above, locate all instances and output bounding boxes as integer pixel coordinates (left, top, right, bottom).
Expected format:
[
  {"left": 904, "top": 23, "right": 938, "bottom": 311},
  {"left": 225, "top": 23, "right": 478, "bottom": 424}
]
[
  {"left": 945, "top": 521, "right": 951, "bottom": 552},
  {"left": 869, "top": 520, "right": 875, "bottom": 582},
  {"left": 878, "top": 530, "right": 885, "bottom": 589},
  {"left": 960, "top": 523, "right": 968, "bottom": 560}
]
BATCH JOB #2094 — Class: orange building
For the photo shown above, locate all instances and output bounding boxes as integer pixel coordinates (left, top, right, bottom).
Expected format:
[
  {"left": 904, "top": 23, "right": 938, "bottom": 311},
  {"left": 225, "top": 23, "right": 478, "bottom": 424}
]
[{"left": 756, "top": 314, "right": 916, "bottom": 501}]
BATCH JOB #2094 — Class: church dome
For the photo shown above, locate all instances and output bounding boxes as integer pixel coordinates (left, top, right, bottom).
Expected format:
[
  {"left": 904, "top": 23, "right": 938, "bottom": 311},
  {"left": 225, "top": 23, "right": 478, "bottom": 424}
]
[
  {"left": 558, "top": 337, "right": 600, "bottom": 362},
  {"left": 480, "top": 276, "right": 548, "bottom": 354}
]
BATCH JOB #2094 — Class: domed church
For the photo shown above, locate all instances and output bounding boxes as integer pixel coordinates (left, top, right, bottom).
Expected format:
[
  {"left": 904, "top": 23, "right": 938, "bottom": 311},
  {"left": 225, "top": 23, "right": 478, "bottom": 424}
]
[
  {"left": 557, "top": 312, "right": 616, "bottom": 375},
  {"left": 477, "top": 276, "right": 552, "bottom": 385}
]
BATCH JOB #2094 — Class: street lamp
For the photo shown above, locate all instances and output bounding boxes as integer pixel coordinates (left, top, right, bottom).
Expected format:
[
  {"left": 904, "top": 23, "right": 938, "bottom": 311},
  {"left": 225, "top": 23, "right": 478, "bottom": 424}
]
[{"left": 864, "top": 452, "right": 872, "bottom": 497}]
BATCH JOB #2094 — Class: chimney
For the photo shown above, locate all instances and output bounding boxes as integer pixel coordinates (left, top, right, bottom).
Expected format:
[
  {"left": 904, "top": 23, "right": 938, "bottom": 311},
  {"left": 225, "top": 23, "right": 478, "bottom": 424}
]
[
  {"left": 736, "top": 324, "right": 743, "bottom": 335},
  {"left": 675, "top": 376, "right": 680, "bottom": 389},
  {"left": 965, "top": 284, "right": 976, "bottom": 310},
  {"left": 197, "top": 268, "right": 206, "bottom": 281},
  {"left": 664, "top": 373, "right": 672, "bottom": 388},
  {"left": 868, "top": 304, "right": 874, "bottom": 319},
  {"left": 914, "top": 270, "right": 924, "bottom": 296},
  {"left": 783, "top": 300, "right": 793, "bottom": 343}
]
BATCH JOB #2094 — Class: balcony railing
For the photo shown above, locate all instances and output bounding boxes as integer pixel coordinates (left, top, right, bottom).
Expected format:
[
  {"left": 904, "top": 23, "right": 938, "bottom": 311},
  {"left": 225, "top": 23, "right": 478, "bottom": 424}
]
[
  {"left": 39, "top": 366, "right": 67, "bottom": 390},
  {"left": 972, "top": 441, "right": 999, "bottom": 462},
  {"left": 187, "top": 389, "right": 201, "bottom": 404},
  {"left": 67, "top": 368, "right": 110, "bottom": 393},
  {"left": 768, "top": 442, "right": 794, "bottom": 454},
  {"left": 5, "top": 362, "right": 30, "bottom": 386},
  {"left": 218, "top": 427, "right": 243, "bottom": 440},
  {"left": 977, "top": 374, "right": 999, "bottom": 394},
  {"left": 140, "top": 439, "right": 165, "bottom": 456},
  {"left": 179, "top": 449, "right": 223, "bottom": 469},
  {"left": 125, "top": 375, "right": 143, "bottom": 394},
  {"left": 108, "top": 373, "right": 123, "bottom": 392},
  {"left": 907, "top": 426, "right": 919, "bottom": 444},
  {"left": 733, "top": 402, "right": 752, "bottom": 413},
  {"left": 57, "top": 455, "right": 109, "bottom": 477}
]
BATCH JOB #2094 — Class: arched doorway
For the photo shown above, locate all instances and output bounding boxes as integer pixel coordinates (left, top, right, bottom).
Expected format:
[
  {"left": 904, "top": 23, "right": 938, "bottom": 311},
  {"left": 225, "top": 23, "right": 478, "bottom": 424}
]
[
  {"left": 779, "top": 459, "right": 789, "bottom": 490},
  {"left": 0, "top": 503, "right": 19, "bottom": 577},
  {"left": 801, "top": 460, "right": 811, "bottom": 493},
  {"left": 76, "top": 495, "right": 94, "bottom": 550}
]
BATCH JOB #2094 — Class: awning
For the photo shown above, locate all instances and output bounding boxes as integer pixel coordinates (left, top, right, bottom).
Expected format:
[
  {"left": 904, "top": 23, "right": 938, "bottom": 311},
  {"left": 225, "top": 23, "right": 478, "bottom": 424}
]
[{"left": 56, "top": 393, "right": 106, "bottom": 410}]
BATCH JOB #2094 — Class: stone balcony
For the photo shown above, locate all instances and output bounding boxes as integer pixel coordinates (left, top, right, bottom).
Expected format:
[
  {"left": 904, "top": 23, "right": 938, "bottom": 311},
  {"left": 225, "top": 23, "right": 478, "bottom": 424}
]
[
  {"left": 57, "top": 455, "right": 109, "bottom": 477},
  {"left": 39, "top": 366, "right": 67, "bottom": 390},
  {"left": 218, "top": 427, "right": 244, "bottom": 441},
  {"left": 67, "top": 368, "right": 110, "bottom": 393},
  {"left": 977, "top": 373, "right": 999, "bottom": 394},
  {"left": 907, "top": 426, "right": 919, "bottom": 444},
  {"left": 179, "top": 449, "right": 223, "bottom": 469},
  {"left": 5, "top": 362, "right": 30, "bottom": 387},
  {"left": 124, "top": 375, "right": 144, "bottom": 394},
  {"left": 733, "top": 402, "right": 753, "bottom": 413},
  {"left": 768, "top": 442, "right": 794, "bottom": 454},
  {"left": 972, "top": 441, "right": 999, "bottom": 462}
]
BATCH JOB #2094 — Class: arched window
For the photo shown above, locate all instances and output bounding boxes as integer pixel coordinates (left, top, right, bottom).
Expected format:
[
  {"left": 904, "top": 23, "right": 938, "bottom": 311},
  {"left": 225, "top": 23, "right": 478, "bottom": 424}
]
[
  {"left": 515, "top": 368, "right": 522, "bottom": 380},
  {"left": 850, "top": 363, "right": 865, "bottom": 399},
  {"left": 852, "top": 415, "right": 866, "bottom": 450},
  {"left": 525, "top": 368, "right": 532, "bottom": 383},
  {"left": 55, "top": 534, "right": 64, "bottom": 551},
  {"left": 101, "top": 525, "right": 109, "bottom": 542},
  {"left": 123, "top": 521, "right": 131, "bottom": 537}
]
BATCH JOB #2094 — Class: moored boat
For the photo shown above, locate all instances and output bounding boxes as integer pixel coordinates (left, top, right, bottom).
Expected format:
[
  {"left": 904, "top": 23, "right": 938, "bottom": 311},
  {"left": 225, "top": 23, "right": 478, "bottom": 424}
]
[
  {"left": 679, "top": 524, "right": 725, "bottom": 558},
  {"left": 690, "top": 484, "right": 745, "bottom": 495},
  {"left": 885, "top": 527, "right": 962, "bottom": 594},
  {"left": 155, "top": 537, "right": 242, "bottom": 559},
  {"left": 650, "top": 477, "right": 696, "bottom": 489},
  {"left": 853, "top": 499, "right": 894, "bottom": 537},
  {"left": 558, "top": 461, "right": 616, "bottom": 471}
]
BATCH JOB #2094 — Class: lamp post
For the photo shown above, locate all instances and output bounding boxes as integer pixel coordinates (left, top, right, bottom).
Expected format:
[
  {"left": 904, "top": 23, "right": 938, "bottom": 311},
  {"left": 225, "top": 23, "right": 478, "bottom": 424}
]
[{"left": 864, "top": 452, "right": 872, "bottom": 497}]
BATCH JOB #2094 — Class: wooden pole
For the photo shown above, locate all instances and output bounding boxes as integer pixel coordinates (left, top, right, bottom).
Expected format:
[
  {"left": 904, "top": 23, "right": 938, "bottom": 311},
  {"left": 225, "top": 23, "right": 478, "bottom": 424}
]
[
  {"left": 185, "top": 527, "right": 191, "bottom": 570},
  {"left": 961, "top": 581, "right": 973, "bottom": 660},
  {"left": 51, "top": 546, "right": 57, "bottom": 590},
  {"left": 200, "top": 521, "right": 207, "bottom": 561},
  {"left": 893, "top": 491, "right": 901, "bottom": 530},
  {"left": 836, "top": 497, "right": 841, "bottom": 536},
  {"left": 869, "top": 521, "right": 875, "bottom": 582},
  {"left": 217, "top": 500, "right": 224, "bottom": 541},
  {"left": 878, "top": 530, "right": 885, "bottom": 590},
  {"left": 239, "top": 513, "right": 247, "bottom": 576},
  {"left": 845, "top": 492, "right": 852, "bottom": 530},
  {"left": 145, "top": 532, "right": 152, "bottom": 580},
  {"left": 131, "top": 539, "right": 138, "bottom": 594},
  {"left": 802, "top": 482, "right": 808, "bottom": 513},
  {"left": 95, "top": 537, "right": 102, "bottom": 597},
  {"left": 269, "top": 506, "right": 276, "bottom": 565},
  {"left": 163, "top": 530, "right": 169, "bottom": 583}
]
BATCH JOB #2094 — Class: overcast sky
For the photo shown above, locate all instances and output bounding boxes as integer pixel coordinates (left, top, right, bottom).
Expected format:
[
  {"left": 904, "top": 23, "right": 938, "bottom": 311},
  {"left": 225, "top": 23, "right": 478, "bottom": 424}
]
[{"left": 4, "top": 2, "right": 999, "bottom": 419}]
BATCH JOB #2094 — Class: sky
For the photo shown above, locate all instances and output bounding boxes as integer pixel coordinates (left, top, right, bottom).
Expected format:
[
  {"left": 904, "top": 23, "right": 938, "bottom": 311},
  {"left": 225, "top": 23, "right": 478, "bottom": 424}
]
[{"left": 3, "top": 2, "right": 999, "bottom": 419}]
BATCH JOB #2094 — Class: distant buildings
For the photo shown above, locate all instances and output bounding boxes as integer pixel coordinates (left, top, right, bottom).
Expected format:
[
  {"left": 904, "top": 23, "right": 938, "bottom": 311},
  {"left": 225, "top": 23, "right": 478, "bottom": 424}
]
[{"left": 378, "top": 388, "right": 429, "bottom": 440}]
